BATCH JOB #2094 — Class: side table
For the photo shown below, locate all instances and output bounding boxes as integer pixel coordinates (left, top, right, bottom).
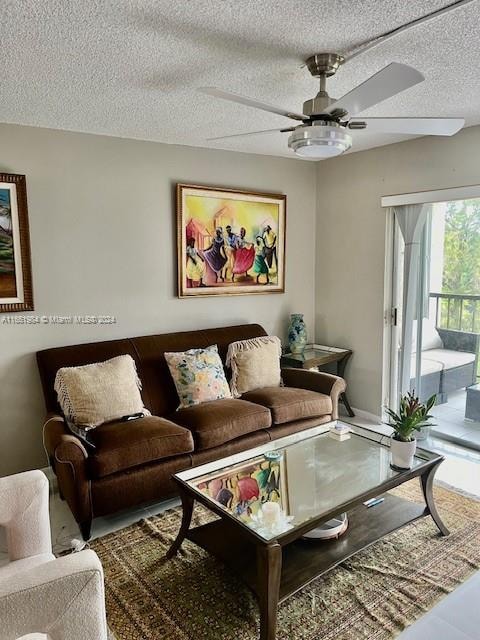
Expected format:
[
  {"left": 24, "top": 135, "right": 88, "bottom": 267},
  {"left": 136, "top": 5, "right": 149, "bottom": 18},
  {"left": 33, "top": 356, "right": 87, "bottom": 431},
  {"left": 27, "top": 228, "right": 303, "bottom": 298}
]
[{"left": 281, "top": 344, "right": 355, "bottom": 417}]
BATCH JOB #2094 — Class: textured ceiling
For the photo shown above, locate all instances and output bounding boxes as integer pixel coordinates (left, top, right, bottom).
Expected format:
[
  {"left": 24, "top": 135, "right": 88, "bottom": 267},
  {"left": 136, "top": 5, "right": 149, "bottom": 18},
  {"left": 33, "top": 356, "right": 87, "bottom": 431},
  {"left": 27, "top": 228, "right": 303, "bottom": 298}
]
[{"left": 1, "top": 1, "right": 479, "bottom": 159}]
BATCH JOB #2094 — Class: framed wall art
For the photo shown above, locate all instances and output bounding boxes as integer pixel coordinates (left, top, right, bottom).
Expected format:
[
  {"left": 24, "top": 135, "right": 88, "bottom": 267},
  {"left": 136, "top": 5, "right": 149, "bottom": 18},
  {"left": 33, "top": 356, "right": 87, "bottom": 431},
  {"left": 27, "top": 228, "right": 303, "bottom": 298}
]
[
  {"left": 0, "top": 173, "right": 34, "bottom": 312},
  {"left": 177, "top": 183, "right": 286, "bottom": 297}
]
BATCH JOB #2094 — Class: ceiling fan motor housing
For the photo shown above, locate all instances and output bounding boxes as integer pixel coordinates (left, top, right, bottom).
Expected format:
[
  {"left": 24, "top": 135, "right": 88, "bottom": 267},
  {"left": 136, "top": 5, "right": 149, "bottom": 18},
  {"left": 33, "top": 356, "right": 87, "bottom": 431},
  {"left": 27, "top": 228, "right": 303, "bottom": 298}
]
[{"left": 303, "top": 93, "right": 333, "bottom": 117}]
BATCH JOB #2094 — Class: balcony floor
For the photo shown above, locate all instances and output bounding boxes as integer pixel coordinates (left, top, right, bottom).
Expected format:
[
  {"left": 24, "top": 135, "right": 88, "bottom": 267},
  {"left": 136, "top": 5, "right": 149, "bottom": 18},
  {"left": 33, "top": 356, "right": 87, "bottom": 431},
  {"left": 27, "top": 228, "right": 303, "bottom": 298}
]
[{"left": 431, "top": 388, "right": 480, "bottom": 451}]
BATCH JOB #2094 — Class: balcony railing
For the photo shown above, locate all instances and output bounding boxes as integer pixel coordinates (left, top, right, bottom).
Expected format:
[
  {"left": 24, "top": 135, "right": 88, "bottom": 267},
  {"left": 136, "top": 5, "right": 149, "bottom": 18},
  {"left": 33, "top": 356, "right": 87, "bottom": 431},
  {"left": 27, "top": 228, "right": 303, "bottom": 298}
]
[{"left": 430, "top": 292, "right": 480, "bottom": 334}]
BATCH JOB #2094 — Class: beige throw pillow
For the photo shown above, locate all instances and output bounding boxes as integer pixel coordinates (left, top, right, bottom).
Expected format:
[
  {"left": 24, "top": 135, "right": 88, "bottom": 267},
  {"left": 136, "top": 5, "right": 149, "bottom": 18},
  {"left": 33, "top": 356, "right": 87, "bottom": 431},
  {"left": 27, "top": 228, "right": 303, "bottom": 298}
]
[
  {"left": 226, "top": 336, "right": 282, "bottom": 398},
  {"left": 54, "top": 354, "right": 148, "bottom": 428}
]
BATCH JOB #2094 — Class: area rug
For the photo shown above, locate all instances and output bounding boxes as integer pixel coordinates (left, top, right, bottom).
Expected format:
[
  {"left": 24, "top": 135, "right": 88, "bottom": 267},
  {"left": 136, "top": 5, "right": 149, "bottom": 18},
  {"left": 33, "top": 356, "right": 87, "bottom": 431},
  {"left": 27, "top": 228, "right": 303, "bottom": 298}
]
[{"left": 91, "top": 481, "right": 480, "bottom": 640}]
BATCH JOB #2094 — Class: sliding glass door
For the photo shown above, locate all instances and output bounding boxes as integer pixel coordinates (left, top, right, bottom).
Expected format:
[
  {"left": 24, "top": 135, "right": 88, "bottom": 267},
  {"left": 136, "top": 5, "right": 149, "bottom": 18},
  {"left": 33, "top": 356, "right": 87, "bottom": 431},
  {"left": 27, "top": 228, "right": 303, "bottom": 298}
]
[{"left": 387, "top": 199, "right": 480, "bottom": 449}]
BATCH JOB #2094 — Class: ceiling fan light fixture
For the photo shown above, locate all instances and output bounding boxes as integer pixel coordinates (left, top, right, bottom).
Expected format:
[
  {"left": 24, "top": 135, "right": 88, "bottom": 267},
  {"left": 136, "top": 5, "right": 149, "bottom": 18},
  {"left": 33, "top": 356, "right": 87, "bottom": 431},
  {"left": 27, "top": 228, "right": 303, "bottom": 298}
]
[{"left": 288, "top": 124, "right": 352, "bottom": 159}]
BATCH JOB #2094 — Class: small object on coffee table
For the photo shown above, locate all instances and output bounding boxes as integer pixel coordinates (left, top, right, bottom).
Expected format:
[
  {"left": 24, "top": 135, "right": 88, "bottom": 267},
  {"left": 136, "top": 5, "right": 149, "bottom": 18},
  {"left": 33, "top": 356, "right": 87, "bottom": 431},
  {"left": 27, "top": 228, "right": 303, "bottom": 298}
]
[
  {"left": 329, "top": 423, "right": 351, "bottom": 441},
  {"left": 262, "top": 502, "right": 281, "bottom": 526},
  {"left": 364, "top": 497, "right": 385, "bottom": 508},
  {"left": 264, "top": 450, "right": 283, "bottom": 462}
]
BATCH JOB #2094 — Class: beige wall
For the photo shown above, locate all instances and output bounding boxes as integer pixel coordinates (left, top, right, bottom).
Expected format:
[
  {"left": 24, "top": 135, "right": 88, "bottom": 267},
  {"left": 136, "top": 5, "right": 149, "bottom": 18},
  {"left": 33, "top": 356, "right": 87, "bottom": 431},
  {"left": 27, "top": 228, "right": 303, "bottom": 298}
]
[
  {"left": 315, "top": 125, "right": 480, "bottom": 417},
  {"left": 0, "top": 124, "right": 317, "bottom": 475}
]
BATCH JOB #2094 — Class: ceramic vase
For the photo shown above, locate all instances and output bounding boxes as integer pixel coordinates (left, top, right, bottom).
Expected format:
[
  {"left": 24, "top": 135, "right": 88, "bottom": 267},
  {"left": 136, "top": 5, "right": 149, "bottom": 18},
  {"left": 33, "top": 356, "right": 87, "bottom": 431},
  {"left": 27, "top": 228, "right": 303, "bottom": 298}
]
[
  {"left": 390, "top": 437, "right": 417, "bottom": 470},
  {"left": 288, "top": 313, "right": 307, "bottom": 354}
]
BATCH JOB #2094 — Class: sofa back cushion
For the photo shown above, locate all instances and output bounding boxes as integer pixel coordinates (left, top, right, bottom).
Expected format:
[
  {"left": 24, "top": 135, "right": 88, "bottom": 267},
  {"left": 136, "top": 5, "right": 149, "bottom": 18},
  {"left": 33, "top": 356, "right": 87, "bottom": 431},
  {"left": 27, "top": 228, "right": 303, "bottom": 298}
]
[
  {"left": 37, "top": 324, "right": 267, "bottom": 417},
  {"left": 165, "top": 345, "right": 232, "bottom": 409},
  {"left": 54, "top": 354, "right": 148, "bottom": 428},
  {"left": 412, "top": 318, "right": 443, "bottom": 352},
  {"left": 226, "top": 336, "right": 282, "bottom": 397}
]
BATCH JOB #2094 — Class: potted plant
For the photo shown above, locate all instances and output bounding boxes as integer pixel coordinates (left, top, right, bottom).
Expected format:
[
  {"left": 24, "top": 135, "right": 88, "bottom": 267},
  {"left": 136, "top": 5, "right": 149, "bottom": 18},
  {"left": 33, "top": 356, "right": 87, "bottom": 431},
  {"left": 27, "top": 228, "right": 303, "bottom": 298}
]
[{"left": 385, "top": 392, "right": 436, "bottom": 469}]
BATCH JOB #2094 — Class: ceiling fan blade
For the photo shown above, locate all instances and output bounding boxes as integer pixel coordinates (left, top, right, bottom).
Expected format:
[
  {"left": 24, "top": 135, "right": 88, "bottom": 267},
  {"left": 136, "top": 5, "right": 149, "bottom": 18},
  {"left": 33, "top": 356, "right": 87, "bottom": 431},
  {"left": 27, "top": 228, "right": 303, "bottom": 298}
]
[
  {"left": 199, "top": 87, "right": 305, "bottom": 121},
  {"left": 207, "top": 127, "right": 295, "bottom": 142},
  {"left": 323, "top": 63, "right": 424, "bottom": 117},
  {"left": 350, "top": 117, "right": 465, "bottom": 136}
]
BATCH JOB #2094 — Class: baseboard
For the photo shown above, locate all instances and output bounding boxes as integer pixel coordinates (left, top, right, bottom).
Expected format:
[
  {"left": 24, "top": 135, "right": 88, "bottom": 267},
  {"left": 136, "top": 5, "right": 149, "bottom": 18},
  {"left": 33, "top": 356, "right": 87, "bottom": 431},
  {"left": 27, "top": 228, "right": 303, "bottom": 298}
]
[{"left": 349, "top": 407, "right": 383, "bottom": 424}]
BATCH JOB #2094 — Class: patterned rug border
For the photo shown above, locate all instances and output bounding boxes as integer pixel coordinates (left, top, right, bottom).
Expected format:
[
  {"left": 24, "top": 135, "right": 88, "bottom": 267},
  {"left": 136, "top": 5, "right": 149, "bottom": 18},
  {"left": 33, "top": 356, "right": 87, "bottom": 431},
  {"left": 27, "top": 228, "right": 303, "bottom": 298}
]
[{"left": 92, "top": 482, "right": 480, "bottom": 640}]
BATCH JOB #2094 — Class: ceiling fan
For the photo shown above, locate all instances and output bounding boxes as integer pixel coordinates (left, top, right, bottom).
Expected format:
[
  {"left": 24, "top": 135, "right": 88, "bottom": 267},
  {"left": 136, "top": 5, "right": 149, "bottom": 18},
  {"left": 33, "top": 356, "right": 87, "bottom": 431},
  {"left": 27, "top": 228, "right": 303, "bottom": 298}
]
[{"left": 199, "top": 53, "right": 464, "bottom": 159}]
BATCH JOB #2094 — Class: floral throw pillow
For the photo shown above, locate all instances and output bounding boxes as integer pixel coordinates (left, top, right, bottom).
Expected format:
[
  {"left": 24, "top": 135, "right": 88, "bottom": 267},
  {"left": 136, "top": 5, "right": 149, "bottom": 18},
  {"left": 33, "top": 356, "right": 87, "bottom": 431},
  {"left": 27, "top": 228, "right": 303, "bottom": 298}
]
[{"left": 165, "top": 344, "right": 232, "bottom": 409}]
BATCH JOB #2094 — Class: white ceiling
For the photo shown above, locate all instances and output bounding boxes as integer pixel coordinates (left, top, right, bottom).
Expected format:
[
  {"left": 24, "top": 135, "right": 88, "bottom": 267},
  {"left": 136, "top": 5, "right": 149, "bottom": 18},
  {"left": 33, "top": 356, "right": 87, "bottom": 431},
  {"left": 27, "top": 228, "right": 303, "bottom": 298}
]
[{"left": 1, "top": 1, "right": 479, "bottom": 159}]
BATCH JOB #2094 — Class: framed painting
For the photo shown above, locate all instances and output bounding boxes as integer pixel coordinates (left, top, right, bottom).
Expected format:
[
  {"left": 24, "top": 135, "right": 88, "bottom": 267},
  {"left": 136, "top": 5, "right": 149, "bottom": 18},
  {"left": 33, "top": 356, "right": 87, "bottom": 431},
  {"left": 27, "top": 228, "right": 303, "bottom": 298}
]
[
  {"left": 0, "top": 173, "right": 33, "bottom": 312},
  {"left": 177, "top": 183, "right": 286, "bottom": 297}
]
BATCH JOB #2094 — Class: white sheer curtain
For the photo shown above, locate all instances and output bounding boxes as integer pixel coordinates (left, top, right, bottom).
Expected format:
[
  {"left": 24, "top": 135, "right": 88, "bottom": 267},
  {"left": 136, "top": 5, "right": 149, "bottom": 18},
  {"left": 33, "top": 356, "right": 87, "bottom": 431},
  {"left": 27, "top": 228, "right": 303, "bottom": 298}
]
[{"left": 393, "top": 203, "right": 432, "bottom": 396}]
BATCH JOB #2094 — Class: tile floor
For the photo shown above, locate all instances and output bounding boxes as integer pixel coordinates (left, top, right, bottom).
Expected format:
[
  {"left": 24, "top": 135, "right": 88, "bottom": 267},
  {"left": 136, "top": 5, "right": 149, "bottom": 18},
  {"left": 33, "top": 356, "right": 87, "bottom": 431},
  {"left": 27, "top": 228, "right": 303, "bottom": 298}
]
[
  {"left": 431, "top": 388, "right": 480, "bottom": 450},
  {"left": 2, "top": 416, "right": 479, "bottom": 640}
]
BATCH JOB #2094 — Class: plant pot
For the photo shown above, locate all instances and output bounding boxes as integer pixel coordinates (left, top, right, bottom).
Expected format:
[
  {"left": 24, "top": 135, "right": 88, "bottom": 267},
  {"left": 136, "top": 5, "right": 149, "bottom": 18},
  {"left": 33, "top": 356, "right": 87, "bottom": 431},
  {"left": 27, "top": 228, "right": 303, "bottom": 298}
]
[{"left": 390, "top": 437, "right": 417, "bottom": 470}]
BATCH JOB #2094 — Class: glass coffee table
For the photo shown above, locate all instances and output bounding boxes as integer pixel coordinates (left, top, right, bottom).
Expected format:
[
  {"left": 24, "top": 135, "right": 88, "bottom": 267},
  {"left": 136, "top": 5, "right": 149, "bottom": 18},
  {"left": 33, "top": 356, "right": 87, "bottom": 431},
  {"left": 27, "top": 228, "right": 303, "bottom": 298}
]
[{"left": 167, "top": 422, "right": 448, "bottom": 640}]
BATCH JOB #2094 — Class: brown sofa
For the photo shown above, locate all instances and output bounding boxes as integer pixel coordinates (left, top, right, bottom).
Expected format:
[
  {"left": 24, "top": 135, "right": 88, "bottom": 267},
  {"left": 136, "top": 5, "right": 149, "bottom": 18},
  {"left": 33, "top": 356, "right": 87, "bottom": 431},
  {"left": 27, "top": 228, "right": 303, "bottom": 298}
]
[{"left": 37, "top": 324, "right": 346, "bottom": 540}]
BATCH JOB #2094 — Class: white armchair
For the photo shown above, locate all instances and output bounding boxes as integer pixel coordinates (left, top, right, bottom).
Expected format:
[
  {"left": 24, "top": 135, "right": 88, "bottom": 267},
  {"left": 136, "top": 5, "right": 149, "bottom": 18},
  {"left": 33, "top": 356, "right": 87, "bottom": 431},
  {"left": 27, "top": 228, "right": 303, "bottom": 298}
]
[{"left": 0, "top": 470, "right": 108, "bottom": 640}]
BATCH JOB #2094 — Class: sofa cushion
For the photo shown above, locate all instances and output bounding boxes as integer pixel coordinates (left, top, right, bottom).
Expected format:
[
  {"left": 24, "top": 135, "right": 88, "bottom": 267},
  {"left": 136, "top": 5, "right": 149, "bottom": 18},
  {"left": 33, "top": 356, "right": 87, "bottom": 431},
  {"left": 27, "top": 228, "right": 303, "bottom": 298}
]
[
  {"left": 173, "top": 399, "right": 271, "bottom": 451},
  {"left": 242, "top": 386, "right": 332, "bottom": 425},
  {"left": 422, "top": 348, "right": 476, "bottom": 371},
  {"left": 88, "top": 416, "right": 194, "bottom": 478},
  {"left": 410, "top": 355, "right": 443, "bottom": 377}
]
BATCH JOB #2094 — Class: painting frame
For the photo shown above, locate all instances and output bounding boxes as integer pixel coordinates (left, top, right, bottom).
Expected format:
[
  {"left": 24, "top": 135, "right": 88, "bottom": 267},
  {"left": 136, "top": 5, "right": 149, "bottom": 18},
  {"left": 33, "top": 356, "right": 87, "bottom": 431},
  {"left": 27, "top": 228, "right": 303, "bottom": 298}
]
[
  {"left": 176, "top": 183, "right": 286, "bottom": 297},
  {"left": 0, "top": 173, "right": 34, "bottom": 313}
]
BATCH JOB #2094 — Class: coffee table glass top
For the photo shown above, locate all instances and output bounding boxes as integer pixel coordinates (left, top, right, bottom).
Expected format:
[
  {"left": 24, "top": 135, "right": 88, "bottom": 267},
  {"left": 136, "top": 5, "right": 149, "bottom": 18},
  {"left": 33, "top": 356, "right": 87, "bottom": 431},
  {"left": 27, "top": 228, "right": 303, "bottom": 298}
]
[{"left": 176, "top": 423, "right": 438, "bottom": 542}]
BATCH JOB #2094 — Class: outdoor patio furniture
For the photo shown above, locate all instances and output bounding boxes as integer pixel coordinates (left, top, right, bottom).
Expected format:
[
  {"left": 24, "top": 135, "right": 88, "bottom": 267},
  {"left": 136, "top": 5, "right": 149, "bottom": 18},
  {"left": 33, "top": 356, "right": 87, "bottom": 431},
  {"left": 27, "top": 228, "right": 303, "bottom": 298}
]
[
  {"left": 466, "top": 384, "right": 480, "bottom": 422},
  {"left": 410, "top": 320, "right": 479, "bottom": 404}
]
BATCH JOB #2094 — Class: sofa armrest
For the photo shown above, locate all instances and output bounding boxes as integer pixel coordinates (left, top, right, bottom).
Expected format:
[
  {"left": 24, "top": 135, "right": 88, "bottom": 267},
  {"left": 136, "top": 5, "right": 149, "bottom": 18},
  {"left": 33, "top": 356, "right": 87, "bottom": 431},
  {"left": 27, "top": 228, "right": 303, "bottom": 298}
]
[
  {"left": 282, "top": 368, "right": 346, "bottom": 420},
  {"left": 0, "top": 550, "right": 108, "bottom": 640},
  {"left": 54, "top": 434, "right": 92, "bottom": 528},
  {"left": 43, "top": 413, "right": 71, "bottom": 466},
  {"left": 437, "top": 328, "right": 480, "bottom": 354}
]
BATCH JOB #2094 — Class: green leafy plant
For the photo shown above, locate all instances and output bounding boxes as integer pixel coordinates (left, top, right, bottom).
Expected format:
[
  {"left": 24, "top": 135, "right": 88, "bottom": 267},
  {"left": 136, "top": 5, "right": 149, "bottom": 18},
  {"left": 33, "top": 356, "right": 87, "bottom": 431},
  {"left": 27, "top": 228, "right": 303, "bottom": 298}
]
[{"left": 385, "top": 392, "right": 436, "bottom": 442}]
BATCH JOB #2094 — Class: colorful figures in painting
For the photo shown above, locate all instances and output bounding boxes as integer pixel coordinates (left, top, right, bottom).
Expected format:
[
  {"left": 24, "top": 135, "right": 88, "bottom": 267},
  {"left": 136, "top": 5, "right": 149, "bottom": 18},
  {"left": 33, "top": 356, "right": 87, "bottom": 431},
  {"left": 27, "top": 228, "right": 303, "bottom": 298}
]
[
  {"left": 232, "top": 227, "right": 255, "bottom": 281},
  {"left": 187, "top": 223, "right": 269, "bottom": 286},
  {"left": 253, "top": 237, "right": 269, "bottom": 284},
  {"left": 202, "top": 228, "right": 227, "bottom": 283},
  {"left": 262, "top": 225, "right": 277, "bottom": 272},
  {"left": 185, "top": 237, "right": 205, "bottom": 287},
  {"left": 196, "top": 459, "right": 282, "bottom": 521}
]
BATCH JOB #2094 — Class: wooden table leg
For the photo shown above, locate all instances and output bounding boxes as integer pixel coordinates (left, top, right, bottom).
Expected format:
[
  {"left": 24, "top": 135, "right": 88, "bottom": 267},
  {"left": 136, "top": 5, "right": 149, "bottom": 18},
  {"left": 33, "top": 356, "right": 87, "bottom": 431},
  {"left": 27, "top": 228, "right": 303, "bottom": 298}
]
[
  {"left": 337, "top": 353, "right": 355, "bottom": 417},
  {"left": 257, "top": 543, "right": 282, "bottom": 640},
  {"left": 420, "top": 462, "right": 450, "bottom": 536},
  {"left": 166, "top": 489, "right": 194, "bottom": 559}
]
